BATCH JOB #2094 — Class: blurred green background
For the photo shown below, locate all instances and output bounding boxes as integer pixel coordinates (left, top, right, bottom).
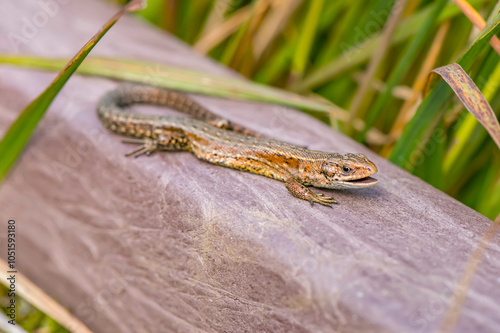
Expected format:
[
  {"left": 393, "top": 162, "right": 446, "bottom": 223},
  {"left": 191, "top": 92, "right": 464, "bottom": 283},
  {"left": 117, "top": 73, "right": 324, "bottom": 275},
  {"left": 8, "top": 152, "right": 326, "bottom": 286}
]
[
  {"left": 108, "top": 0, "right": 499, "bottom": 219},
  {"left": 0, "top": 284, "right": 69, "bottom": 333}
]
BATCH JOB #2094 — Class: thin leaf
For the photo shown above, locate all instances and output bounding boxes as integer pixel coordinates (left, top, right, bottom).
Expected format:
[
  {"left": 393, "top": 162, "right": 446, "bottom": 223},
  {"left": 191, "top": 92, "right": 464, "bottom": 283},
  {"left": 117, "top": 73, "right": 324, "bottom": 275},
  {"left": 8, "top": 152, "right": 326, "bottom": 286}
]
[
  {"left": 431, "top": 63, "right": 500, "bottom": 150},
  {"left": 0, "top": 0, "right": 145, "bottom": 182},
  {"left": 0, "top": 55, "right": 343, "bottom": 115},
  {"left": 443, "top": 55, "right": 500, "bottom": 178}
]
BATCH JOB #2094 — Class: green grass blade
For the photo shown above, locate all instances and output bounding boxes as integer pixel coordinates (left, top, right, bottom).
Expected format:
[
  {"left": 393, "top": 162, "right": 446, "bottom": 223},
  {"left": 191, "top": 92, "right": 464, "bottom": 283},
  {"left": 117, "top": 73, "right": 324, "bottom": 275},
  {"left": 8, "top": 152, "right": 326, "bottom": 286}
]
[
  {"left": 219, "top": 1, "right": 254, "bottom": 66},
  {"left": 389, "top": 9, "right": 500, "bottom": 170},
  {"left": 355, "top": 0, "right": 447, "bottom": 142},
  {"left": 477, "top": 159, "right": 500, "bottom": 219},
  {"left": 290, "top": 0, "right": 324, "bottom": 78},
  {"left": 0, "top": 55, "right": 342, "bottom": 114},
  {"left": 313, "top": 1, "right": 358, "bottom": 67},
  {"left": 0, "top": 0, "right": 145, "bottom": 182},
  {"left": 176, "top": 0, "right": 212, "bottom": 43},
  {"left": 137, "top": 0, "right": 165, "bottom": 28},
  {"left": 253, "top": 39, "right": 296, "bottom": 84},
  {"left": 414, "top": 119, "right": 446, "bottom": 190},
  {"left": 456, "top": 144, "right": 499, "bottom": 219}
]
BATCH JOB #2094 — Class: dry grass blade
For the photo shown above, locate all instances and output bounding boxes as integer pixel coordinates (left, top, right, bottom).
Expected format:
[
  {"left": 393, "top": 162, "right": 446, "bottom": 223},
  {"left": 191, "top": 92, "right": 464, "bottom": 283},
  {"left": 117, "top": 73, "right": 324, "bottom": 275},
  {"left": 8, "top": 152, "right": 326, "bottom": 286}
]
[
  {"left": 439, "top": 214, "right": 500, "bottom": 333},
  {"left": 253, "top": 0, "right": 301, "bottom": 59},
  {"left": 198, "top": 0, "right": 233, "bottom": 37},
  {"left": 380, "top": 20, "right": 450, "bottom": 156},
  {"left": 194, "top": 5, "right": 251, "bottom": 54},
  {"left": 346, "top": 0, "right": 408, "bottom": 133},
  {"left": 0, "top": 0, "right": 145, "bottom": 182},
  {"left": 0, "top": 55, "right": 341, "bottom": 113},
  {"left": 0, "top": 259, "right": 92, "bottom": 333},
  {"left": 453, "top": 0, "right": 500, "bottom": 55},
  {"left": 432, "top": 63, "right": 500, "bottom": 150}
]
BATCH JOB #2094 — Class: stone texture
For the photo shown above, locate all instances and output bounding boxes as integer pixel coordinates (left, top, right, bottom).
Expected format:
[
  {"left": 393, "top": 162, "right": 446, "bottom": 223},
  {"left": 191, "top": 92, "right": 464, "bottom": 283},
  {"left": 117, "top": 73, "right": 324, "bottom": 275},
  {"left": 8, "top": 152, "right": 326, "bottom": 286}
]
[{"left": 0, "top": 1, "right": 499, "bottom": 332}]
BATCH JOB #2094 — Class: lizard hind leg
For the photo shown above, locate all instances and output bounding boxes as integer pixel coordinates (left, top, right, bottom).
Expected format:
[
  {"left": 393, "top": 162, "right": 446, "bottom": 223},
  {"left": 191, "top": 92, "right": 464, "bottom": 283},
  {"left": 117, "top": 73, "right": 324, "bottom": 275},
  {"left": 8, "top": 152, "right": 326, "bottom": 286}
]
[
  {"left": 122, "top": 138, "right": 159, "bottom": 158},
  {"left": 122, "top": 132, "right": 189, "bottom": 158}
]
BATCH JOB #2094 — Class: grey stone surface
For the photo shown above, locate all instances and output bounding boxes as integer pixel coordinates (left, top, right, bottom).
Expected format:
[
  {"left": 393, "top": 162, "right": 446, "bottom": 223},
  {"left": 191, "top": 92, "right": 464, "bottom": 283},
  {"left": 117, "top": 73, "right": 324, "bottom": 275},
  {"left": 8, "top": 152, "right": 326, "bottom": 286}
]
[{"left": 0, "top": 1, "right": 499, "bottom": 332}]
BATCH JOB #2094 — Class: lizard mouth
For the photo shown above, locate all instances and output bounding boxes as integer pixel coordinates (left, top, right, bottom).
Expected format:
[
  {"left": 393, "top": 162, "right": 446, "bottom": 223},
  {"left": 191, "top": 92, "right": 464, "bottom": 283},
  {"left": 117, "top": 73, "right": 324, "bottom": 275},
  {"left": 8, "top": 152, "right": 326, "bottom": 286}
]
[{"left": 343, "top": 176, "right": 378, "bottom": 187}]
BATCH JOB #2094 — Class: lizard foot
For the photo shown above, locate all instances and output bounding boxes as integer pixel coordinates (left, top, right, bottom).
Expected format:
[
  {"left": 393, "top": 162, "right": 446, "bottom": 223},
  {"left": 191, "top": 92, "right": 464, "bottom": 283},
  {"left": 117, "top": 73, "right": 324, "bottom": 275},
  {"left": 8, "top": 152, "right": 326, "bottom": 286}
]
[
  {"left": 310, "top": 192, "right": 338, "bottom": 207},
  {"left": 122, "top": 138, "right": 158, "bottom": 158},
  {"left": 285, "top": 178, "right": 338, "bottom": 207}
]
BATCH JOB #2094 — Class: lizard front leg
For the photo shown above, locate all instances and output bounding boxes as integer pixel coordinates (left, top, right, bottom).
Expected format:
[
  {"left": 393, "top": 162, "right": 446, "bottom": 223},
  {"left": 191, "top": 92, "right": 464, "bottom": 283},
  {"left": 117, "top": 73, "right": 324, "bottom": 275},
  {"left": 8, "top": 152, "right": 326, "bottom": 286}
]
[{"left": 285, "top": 177, "right": 337, "bottom": 207}]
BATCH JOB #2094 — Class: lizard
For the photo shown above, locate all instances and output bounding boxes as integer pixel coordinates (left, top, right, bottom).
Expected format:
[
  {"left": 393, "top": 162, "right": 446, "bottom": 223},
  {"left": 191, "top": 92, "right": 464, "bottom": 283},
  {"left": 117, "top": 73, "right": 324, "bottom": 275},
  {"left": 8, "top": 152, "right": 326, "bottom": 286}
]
[{"left": 97, "top": 84, "right": 378, "bottom": 207}]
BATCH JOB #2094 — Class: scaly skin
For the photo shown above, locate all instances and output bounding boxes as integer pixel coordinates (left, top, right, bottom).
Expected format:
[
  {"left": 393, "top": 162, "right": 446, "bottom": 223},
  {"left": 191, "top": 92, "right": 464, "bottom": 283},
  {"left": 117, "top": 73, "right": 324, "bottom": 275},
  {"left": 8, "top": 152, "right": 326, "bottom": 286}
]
[{"left": 97, "top": 85, "right": 378, "bottom": 207}]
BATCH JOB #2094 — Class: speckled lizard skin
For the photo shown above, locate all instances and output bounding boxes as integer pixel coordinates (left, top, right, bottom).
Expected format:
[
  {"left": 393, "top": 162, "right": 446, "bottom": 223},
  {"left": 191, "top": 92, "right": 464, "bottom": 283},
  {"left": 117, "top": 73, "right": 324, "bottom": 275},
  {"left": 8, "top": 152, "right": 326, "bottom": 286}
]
[{"left": 97, "top": 85, "right": 378, "bottom": 206}]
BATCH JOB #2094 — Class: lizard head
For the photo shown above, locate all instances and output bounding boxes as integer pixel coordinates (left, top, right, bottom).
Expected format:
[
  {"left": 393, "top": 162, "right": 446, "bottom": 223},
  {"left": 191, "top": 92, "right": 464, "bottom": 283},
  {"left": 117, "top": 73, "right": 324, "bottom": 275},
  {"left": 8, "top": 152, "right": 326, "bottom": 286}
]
[{"left": 316, "top": 153, "right": 378, "bottom": 189}]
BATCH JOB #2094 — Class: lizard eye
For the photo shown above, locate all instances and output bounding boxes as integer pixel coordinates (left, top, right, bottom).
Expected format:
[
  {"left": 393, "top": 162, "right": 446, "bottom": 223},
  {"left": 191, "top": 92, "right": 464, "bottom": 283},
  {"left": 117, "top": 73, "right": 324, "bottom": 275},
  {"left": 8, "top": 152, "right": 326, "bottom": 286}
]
[{"left": 342, "top": 166, "right": 351, "bottom": 173}]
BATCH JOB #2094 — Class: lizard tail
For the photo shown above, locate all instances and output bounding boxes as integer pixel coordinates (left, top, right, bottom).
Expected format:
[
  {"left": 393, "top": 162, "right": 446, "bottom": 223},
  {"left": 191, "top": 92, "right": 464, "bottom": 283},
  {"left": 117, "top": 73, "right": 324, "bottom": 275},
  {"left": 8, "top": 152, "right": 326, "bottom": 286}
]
[{"left": 97, "top": 84, "right": 265, "bottom": 138}]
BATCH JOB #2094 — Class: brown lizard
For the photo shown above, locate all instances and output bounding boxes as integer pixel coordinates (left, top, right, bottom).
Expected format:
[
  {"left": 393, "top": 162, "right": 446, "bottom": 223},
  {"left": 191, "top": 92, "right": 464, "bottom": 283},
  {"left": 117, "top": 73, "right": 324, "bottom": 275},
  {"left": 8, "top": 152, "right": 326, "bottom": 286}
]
[{"left": 97, "top": 84, "right": 378, "bottom": 207}]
